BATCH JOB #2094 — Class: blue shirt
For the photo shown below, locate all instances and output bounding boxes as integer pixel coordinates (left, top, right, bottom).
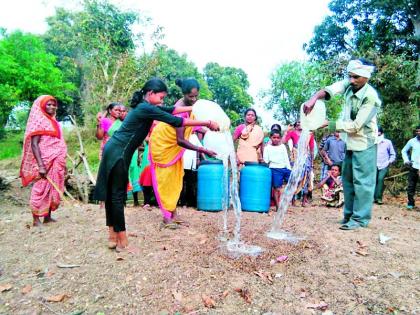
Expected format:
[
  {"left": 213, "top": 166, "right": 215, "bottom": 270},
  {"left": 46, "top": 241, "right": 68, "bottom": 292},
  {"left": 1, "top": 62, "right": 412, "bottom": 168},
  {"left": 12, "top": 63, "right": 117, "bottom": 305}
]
[
  {"left": 323, "top": 136, "right": 346, "bottom": 164},
  {"left": 402, "top": 137, "right": 420, "bottom": 170}
]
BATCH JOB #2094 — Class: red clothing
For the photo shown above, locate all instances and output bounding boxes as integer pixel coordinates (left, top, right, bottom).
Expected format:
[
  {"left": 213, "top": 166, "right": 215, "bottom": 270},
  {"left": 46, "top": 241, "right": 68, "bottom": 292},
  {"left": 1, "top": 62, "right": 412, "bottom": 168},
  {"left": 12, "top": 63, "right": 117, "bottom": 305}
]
[
  {"left": 20, "top": 95, "right": 67, "bottom": 217},
  {"left": 283, "top": 130, "right": 315, "bottom": 152}
]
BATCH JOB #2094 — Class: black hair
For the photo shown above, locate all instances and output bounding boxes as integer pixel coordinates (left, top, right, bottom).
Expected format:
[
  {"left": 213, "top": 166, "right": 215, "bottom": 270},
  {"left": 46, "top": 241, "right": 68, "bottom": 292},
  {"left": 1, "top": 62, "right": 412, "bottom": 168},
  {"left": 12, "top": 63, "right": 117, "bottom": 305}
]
[
  {"left": 378, "top": 126, "right": 384, "bottom": 134},
  {"left": 244, "top": 108, "right": 257, "bottom": 119},
  {"left": 270, "top": 123, "right": 281, "bottom": 133},
  {"left": 416, "top": 124, "right": 420, "bottom": 130},
  {"left": 270, "top": 129, "right": 281, "bottom": 137},
  {"left": 105, "top": 102, "right": 122, "bottom": 116},
  {"left": 293, "top": 121, "right": 301, "bottom": 128},
  {"left": 130, "top": 78, "right": 168, "bottom": 108},
  {"left": 331, "top": 163, "right": 341, "bottom": 173},
  {"left": 175, "top": 78, "right": 200, "bottom": 95}
]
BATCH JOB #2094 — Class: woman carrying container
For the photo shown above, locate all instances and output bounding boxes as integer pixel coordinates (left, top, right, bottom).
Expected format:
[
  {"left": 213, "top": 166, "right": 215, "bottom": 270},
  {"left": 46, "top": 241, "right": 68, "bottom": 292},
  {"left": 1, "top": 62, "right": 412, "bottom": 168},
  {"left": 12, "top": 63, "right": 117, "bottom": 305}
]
[
  {"left": 149, "top": 78, "right": 217, "bottom": 229},
  {"left": 94, "top": 78, "right": 219, "bottom": 252}
]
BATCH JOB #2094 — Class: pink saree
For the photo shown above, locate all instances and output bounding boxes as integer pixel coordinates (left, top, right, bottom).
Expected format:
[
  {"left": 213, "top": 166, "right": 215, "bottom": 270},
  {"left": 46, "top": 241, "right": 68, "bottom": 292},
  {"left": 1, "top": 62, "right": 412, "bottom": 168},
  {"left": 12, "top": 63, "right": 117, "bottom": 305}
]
[{"left": 20, "top": 95, "right": 67, "bottom": 217}]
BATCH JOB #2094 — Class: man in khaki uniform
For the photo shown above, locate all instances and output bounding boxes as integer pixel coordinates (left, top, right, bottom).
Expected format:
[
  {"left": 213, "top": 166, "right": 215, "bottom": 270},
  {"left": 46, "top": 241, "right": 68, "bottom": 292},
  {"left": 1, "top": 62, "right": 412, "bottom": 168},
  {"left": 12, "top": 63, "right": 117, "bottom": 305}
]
[{"left": 304, "top": 58, "right": 381, "bottom": 230}]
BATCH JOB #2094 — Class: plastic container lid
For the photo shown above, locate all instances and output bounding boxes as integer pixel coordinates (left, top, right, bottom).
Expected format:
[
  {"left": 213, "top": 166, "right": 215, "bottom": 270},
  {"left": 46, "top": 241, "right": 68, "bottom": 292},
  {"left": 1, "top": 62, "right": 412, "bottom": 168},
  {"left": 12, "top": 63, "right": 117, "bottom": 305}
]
[
  {"left": 199, "top": 160, "right": 223, "bottom": 165},
  {"left": 300, "top": 100, "right": 326, "bottom": 131},
  {"left": 244, "top": 161, "right": 269, "bottom": 167}
]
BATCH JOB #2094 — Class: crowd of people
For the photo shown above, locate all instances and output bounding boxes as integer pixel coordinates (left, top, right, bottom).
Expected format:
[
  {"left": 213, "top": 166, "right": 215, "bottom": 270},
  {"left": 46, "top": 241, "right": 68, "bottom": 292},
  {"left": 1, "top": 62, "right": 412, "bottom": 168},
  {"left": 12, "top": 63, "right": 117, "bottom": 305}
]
[{"left": 19, "top": 58, "right": 420, "bottom": 251}]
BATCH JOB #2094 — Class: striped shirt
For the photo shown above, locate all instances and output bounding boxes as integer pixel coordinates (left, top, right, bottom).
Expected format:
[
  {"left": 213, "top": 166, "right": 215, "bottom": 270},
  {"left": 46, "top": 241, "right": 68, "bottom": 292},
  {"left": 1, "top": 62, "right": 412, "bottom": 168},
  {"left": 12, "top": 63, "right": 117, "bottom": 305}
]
[{"left": 325, "top": 79, "right": 381, "bottom": 151}]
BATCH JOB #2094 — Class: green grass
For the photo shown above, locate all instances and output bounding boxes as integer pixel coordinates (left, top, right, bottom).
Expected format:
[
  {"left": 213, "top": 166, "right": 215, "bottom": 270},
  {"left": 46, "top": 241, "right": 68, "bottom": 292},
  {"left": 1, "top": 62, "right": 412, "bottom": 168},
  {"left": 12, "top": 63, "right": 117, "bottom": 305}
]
[
  {"left": 0, "top": 128, "right": 101, "bottom": 174},
  {"left": 0, "top": 131, "right": 24, "bottom": 160},
  {"left": 64, "top": 127, "right": 101, "bottom": 173}
]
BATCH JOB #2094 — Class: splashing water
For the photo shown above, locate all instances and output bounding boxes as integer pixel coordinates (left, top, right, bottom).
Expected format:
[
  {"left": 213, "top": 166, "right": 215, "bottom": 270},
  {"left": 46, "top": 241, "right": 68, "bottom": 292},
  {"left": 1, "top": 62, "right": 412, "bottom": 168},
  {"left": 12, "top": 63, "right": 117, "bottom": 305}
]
[
  {"left": 267, "top": 129, "right": 310, "bottom": 243},
  {"left": 220, "top": 155, "right": 229, "bottom": 241},
  {"left": 218, "top": 131, "right": 263, "bottom": 257}
]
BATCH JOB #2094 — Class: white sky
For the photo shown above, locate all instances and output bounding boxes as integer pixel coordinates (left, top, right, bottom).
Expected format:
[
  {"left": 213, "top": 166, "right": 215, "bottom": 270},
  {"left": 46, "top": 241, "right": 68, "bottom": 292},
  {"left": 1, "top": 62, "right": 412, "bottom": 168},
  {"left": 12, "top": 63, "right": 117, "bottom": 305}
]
[{"left": 0, "top": 0, "right": 331, "bottom": 127}]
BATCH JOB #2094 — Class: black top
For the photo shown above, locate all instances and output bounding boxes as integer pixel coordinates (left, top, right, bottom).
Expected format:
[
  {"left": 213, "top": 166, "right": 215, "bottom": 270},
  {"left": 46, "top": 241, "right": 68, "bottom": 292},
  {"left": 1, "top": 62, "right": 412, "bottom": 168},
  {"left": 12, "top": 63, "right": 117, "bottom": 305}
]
[{"left": 94, "top": 102, "right": 183, "bottom": 200}]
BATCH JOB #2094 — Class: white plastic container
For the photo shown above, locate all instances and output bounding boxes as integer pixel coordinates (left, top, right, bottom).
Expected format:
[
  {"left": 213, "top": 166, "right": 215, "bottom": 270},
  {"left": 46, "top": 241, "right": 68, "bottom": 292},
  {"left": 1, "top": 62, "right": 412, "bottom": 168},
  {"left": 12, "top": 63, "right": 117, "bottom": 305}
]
[
  {"left": 203, "top": 131, "right": 232, "bottom": 159},
  {"left": 300, "top": 100, "right": 326, "bottom": 130},
  {"left": 192, "top": 100, "right": 231, "bottom": 132}
]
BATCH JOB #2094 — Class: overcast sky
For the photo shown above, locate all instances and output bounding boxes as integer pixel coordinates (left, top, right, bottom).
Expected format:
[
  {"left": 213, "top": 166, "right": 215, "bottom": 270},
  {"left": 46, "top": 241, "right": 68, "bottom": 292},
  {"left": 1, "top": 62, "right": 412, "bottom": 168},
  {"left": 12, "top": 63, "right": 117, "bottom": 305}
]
[{"left": 0, "top": 0, "right": 331, "bottom": 126}]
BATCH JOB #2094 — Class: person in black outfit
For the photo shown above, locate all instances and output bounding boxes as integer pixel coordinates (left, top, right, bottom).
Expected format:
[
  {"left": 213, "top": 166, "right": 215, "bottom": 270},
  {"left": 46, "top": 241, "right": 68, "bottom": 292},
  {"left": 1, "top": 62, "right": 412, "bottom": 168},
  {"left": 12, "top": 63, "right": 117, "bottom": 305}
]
[{"left": 94, "top": 78, "right": 219, "bottom": 252}]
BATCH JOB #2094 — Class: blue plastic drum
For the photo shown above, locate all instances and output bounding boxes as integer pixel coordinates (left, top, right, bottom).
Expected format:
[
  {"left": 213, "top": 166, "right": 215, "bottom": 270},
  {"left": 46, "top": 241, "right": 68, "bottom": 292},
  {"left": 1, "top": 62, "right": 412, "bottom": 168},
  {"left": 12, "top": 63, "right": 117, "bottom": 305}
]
[
  {"left": 197, "top": 160, "right": 226, "bottom": 211},
  {"left": 240, "top": 162, "right": 271, "bottom": 212}
]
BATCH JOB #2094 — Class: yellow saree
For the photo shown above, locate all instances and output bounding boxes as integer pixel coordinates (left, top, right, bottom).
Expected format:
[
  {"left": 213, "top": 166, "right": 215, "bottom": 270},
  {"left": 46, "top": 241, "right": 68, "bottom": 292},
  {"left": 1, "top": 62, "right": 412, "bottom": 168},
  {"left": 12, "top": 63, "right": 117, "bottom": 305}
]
[{"left": 149, "top": 121, "right": 195, "bottom": 213}]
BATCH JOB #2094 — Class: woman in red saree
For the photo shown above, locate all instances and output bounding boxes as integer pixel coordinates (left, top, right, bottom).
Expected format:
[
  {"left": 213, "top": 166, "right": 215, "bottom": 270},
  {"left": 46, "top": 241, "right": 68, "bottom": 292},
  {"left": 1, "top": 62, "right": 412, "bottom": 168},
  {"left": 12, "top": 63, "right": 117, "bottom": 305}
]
[{"left": 20, "top": 95, "right": 67, "bottom": 226}]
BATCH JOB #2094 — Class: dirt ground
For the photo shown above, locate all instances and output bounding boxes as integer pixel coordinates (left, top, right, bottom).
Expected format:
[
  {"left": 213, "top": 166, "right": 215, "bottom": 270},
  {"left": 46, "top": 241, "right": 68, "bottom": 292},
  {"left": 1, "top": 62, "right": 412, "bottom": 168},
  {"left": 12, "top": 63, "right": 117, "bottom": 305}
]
[{"left": 0, "top": 169, "right": 419, "bottom": 315}]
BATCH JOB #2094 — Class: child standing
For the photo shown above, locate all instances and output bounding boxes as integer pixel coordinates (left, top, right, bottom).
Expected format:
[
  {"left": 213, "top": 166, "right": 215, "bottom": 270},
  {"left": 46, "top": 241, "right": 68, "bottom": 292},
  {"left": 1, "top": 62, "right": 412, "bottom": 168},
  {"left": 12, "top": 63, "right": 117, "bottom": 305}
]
[{"left": 263, "top": 129, "right": 292, "bottom": 210}]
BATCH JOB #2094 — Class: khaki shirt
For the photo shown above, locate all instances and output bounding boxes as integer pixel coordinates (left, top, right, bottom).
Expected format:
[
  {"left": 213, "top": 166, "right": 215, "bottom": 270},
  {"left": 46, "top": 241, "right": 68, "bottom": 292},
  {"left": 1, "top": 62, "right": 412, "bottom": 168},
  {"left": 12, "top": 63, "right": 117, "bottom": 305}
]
[{"left": 325, "top": 79, "right": 381, "bottom": 151}]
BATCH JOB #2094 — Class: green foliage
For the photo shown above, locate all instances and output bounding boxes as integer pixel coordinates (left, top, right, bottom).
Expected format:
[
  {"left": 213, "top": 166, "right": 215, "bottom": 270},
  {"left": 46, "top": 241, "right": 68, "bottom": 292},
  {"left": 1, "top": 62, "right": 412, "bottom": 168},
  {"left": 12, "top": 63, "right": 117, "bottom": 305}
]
[
  {"left": 43, "top": 0, "right": 149, "bottom": 126},
  {"left": 263, "top": 61, "right": 342, "bottom": 124},
  {"left": 64, "top": 127, "right": 102, "bottom": 172},
  {"left": 0, "top": 128, "right": 102, "bottom": 173},
  {"left": 5, "top": 101, "right": 30, "bottom": 131},
  {"left": 0, "top": 31, "right": 75, "bottom": 136},
  {"left": 305, "top": 0, "right": 419, "bottom": 61},
  {"left": 203, "top": 62, "right": 253, "bottom": 123},
  {"left": 304, "top": 0, "right": 419, "bottom": 150},
  {"left": 368, "top": 51, "right": 420, "bottom": 150},
  {"left": 145, "top": 45, "right": 212, "bottom": 106},
  {"left": 0, "top": 131, "right": 23, "bottom": 160}
]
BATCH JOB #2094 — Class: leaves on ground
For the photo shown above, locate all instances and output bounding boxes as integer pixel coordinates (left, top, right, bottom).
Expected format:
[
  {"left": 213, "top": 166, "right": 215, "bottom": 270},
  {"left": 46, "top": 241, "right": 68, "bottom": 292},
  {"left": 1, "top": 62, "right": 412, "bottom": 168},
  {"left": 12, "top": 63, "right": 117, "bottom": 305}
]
[
  {"left": 0, "top": 283, "right": 12, "bottom": 292},
  {"left": 46, "top": 293, "right": 70, "bottom": 302}
]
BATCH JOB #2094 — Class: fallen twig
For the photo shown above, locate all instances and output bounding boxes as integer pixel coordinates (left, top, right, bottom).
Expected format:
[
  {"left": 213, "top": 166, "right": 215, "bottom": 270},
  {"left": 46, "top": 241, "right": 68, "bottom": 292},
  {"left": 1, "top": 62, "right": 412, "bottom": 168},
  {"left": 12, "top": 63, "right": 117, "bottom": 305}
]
[
  {"left": 57, "top": 263, "right": 81, "bottom": 268},
  {"left": 152, "top": 238, "right": 180, "bottom": 243}
]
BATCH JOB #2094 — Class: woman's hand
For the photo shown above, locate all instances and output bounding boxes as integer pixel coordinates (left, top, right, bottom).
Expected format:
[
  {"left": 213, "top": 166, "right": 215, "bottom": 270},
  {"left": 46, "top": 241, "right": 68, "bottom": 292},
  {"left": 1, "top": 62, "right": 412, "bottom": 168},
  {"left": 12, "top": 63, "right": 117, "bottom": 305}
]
[
  {"left": 200, "top": 148, "right": 217, "bottom": 157},
  {"left": 96, "top": 112, "right": 103, "bottom": 124},
  {"left": 207, "top": 120, "right": 219, "bottom": 131},
  {"left": 38, "top": 165, "right": 47, "bottom": 178}
]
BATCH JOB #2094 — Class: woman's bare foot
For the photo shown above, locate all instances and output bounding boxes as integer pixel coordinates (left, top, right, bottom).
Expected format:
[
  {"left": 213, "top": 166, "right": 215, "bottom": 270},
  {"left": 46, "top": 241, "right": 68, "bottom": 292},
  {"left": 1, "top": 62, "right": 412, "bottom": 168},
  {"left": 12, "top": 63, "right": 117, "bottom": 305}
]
[
  {"left": 108, "top": 226, "right": 117, "bottom": 249},
  {"left": 116, "top": 231, "right": 129, "bottom": 251},
  {"left": 33, "top": 216, "right": 42, "bottom": 227},
  {"left": 43, "top": 216, "right": 57, "bottom": 224},
  {"left": 172, "top": 214, "right": 188, "bottom": 225}
]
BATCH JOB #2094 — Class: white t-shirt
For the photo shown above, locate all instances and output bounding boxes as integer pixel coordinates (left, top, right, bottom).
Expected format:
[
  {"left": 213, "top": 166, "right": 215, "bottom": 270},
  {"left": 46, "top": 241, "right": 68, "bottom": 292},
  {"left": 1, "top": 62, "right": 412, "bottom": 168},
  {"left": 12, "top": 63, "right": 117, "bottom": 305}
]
[
  {"left": 263, "top": 143, "right": 291, "bottom": 169},
  {"left": 183, "top": 133, "right": 203, "bottom": 170}
]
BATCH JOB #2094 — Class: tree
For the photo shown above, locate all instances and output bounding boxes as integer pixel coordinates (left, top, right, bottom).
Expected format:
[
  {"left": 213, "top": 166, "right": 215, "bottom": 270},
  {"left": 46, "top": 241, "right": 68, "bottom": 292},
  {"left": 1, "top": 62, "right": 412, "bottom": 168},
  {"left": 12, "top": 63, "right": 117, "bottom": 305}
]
[
  {"left": 304, "top": 0, "right": 420, "bottom": 150},
  {"left": 203, "top": 62, "right": 253, "bottom": 124},
  {"left": 263, "top": 61, "right": 342, "bottom": 124},
  {"left": 43, "top": 0, "right": 150, "bottom": 123},
  {"left": 305, "top": 0, "right": 419, "bottom": 62},
  {"left": 144, "top": 45, "right": 212, "bottom": 106},
  {"left": 368, "top": 52, "right": 419, "bottom": 150},
  {"left": 0, "top": 31, "right": 75, "bottom": 136}
]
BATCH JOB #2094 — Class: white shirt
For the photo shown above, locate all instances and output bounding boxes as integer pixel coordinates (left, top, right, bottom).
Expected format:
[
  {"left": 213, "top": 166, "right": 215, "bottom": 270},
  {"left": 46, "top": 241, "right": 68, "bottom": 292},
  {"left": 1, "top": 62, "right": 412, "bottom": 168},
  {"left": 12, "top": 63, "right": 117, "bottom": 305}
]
[
  {"left": 183, "top": 134, "right": 202, "bottom": 170},
  {"left": 402, "top": 137, "right": 420, "bottom": 170},
  {"left": 263, "top": 143, "right": 291, "bottom": 169}
]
